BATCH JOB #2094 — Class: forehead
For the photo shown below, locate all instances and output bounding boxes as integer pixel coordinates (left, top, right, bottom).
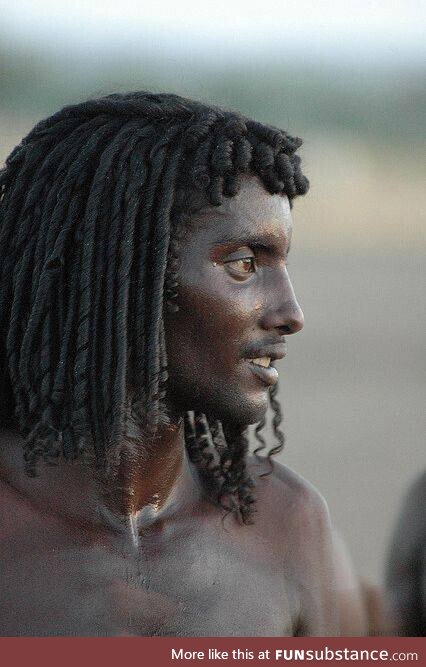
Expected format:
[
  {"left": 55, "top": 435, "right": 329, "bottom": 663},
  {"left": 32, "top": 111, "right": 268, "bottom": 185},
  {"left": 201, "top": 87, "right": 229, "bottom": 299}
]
[{"left": 188, "top": 175, "right": 292, "bottom": 248}]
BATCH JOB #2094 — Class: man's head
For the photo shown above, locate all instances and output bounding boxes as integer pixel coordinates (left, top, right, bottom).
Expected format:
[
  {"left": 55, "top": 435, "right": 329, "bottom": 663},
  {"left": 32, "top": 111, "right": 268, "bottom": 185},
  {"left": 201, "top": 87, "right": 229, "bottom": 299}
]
[
  {"left": 0, "top": 92, "right": 308, "bottom": 522},
  {"left": 165, "top": 175, "right": 304, "bottom": 427}
]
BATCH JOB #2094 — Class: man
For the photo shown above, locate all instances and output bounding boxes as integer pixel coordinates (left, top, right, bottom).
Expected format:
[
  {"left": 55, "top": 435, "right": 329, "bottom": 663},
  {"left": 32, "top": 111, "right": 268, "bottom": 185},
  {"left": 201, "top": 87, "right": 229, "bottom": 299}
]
[{"left": 0, "top": 92, "right": 337, "bottom": 635}]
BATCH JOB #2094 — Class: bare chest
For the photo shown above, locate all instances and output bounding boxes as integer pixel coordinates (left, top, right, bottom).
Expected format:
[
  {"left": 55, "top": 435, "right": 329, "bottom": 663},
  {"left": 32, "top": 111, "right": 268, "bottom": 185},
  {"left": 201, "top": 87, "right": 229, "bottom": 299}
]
[{"left": 0, "top": 518, "right": 297, "bottom": 636}]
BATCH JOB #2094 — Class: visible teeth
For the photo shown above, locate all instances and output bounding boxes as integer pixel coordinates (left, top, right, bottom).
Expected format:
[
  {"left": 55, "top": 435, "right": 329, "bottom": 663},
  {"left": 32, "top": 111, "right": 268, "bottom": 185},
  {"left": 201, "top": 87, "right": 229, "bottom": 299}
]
[{"left": 251, "top": 357, "right": 271, "bottom": 368}]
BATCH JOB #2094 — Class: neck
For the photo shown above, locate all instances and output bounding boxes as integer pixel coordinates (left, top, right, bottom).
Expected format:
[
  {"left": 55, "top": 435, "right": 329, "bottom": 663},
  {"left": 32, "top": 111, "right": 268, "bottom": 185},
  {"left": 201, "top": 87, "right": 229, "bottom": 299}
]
[{"left": 0, "top": 420, "right": 200, "bottom": 539}]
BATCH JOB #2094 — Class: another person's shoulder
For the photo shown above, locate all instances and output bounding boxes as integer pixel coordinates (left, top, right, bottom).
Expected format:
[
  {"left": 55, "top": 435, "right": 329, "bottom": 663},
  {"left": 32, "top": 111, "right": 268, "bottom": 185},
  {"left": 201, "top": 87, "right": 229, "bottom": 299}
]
[
  {"left": 386, "top": 471, "right": 426, "bottom": 636},
  {"left": 389, "top": 471, "right": 426, "bottom": 553},
  {"left": 403, "top": 471, "right": 426, "bottom": 512}
]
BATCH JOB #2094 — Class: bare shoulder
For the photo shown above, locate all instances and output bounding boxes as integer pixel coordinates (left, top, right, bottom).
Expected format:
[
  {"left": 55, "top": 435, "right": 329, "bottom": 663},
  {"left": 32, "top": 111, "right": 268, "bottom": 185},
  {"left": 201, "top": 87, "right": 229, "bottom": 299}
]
[
  {"left": 247, "top": 456, "right": 332, "bottom": 544},
  {"left": 246, "top": 457, "right": 338, "bottom": 635},
  {"left": 248, "top": 455, "right": 330, "bottom": 518}
]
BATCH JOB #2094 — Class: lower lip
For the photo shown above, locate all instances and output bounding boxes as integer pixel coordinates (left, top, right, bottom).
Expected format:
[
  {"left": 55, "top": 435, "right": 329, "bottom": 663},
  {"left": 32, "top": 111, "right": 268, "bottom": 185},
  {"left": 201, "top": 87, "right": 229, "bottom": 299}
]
[{"left": 248, "top": 362, "right": 279, "bottom": 386}]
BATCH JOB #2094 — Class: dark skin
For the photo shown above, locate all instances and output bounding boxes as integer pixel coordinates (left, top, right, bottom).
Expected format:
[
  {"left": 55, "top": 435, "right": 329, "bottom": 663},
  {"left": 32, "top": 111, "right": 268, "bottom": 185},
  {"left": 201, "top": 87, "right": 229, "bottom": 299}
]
[{"left": 0, "top": 176, "right": 338, "bottom": 636}]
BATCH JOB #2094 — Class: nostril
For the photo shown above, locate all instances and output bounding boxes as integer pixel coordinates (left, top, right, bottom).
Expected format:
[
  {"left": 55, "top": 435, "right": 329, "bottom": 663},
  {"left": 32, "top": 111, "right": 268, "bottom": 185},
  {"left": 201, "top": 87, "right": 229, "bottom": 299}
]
[
  {"left": 291, "top": 312, "right": 305, "bottom": 335},
  {"left": 260, "top": 296, "right": 304, "bottom": 335},
  {"left": 278, "top": 323, "right": 302, "bottom": 335},
  {"left": 282, "top": 310, "right": 304, "bottom": 335}
]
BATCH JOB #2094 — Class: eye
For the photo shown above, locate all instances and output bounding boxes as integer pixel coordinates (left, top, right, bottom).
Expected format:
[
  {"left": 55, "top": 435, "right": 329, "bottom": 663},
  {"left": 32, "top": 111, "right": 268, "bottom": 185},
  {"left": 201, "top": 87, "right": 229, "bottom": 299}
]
[{"left": 223, "top": 252, "right": 257, "bottom": 280}]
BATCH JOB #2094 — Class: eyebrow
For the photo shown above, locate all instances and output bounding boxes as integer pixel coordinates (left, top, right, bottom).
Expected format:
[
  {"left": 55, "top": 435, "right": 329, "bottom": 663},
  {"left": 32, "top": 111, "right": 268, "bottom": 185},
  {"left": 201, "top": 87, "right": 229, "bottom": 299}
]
[{"left": 211, "top": 232, "right": 291, "bottom": 256}]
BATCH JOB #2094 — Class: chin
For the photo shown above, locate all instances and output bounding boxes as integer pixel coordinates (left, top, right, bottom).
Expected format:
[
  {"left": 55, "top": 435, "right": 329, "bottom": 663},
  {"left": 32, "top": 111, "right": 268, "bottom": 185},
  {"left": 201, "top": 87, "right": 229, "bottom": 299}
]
[
  {"left": 203, "top": 388, "right": 269, "bottom": 429},
  {"left": 167, "top": 379, "right": 269, "bottom": 428}
]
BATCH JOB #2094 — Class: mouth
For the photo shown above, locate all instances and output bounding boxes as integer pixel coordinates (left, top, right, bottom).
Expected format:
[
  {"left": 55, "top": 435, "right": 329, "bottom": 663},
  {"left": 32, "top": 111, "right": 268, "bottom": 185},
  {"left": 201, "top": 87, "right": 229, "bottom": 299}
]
[
  {"left": 248, "top": 357, "right": 279, "bottom": 386},
  {"left": 243, "top": 343, "right": 286, "bottom": 387},
  {"left": 251, "top": 357, "right": 271, "bottom": 368}
]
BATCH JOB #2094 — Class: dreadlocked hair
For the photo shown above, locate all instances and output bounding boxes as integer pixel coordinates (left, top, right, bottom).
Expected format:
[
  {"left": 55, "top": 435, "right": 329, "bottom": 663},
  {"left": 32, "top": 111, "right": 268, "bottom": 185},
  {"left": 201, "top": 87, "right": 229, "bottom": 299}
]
[{"left": 0, "top": 91, "right": 308, "bottom": 523}]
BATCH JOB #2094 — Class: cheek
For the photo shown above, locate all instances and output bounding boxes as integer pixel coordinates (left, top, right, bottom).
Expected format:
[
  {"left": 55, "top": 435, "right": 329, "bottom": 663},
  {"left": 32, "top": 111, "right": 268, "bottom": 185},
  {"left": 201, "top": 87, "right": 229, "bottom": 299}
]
[{"left": 174, "top": 278, "right": 256, "bottom": 367}]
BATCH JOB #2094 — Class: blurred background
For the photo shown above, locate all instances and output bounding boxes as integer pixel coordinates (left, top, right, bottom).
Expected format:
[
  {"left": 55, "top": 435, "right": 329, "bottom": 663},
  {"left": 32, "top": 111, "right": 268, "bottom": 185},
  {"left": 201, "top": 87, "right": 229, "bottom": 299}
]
[{"left": 1, "top": 0, "right": 425, "bottom": 584}]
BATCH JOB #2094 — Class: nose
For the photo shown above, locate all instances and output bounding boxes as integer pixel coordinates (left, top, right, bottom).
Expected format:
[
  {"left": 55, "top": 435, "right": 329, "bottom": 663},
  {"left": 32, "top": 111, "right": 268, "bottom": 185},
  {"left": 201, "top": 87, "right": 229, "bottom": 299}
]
[{"left": 260, "top": 269, "right": 304, "bottom": 335}]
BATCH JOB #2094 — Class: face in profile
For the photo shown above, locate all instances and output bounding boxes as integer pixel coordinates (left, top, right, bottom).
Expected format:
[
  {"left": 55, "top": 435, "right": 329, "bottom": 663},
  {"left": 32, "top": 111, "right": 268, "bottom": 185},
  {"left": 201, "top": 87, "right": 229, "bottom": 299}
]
[{"left": 165, "top": 175, "right": 304, "bottom": 427}]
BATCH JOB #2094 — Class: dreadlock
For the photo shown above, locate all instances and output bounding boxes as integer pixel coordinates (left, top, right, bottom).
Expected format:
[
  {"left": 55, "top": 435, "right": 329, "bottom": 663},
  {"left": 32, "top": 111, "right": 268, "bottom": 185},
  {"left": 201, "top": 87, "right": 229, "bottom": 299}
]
[{"left": 0, "top": 91, "right": 308, "bottom": 524}]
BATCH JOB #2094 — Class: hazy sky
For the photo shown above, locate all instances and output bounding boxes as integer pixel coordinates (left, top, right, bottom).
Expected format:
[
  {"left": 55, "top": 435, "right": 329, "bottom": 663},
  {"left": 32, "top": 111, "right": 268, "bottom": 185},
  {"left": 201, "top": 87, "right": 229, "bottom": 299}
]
[{"left": 1, "top": 0, "right": 425, "bottom": 62}]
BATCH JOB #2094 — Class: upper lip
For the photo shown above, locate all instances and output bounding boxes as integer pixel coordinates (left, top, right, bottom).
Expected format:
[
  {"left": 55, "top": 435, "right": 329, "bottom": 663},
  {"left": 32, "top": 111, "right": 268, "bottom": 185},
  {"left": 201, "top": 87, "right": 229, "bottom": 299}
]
[{"left": 243, "top": 342, "right": 287, "bottom": 362}]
